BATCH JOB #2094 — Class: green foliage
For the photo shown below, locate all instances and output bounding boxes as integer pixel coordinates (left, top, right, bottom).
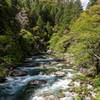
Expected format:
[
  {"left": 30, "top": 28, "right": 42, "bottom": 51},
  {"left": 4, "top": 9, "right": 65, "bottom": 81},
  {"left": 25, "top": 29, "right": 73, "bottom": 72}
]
[
  {"left": 0, "top": 0, "right": 83, "bottom": 78},
  {"left": 49, "top": 0, "right": 83, "bottom": 53},
  {"left": 19, "top": 29, "right": 35, "bottom": 55},
  {"left": 87, "top": 0, "right": 97, "bottom": 8},
  {"left": 49, "top": 1, "right": 100, "bottom": 75},
  {"left": 68, "top": 5, "right": 100, "bottom": 70}
]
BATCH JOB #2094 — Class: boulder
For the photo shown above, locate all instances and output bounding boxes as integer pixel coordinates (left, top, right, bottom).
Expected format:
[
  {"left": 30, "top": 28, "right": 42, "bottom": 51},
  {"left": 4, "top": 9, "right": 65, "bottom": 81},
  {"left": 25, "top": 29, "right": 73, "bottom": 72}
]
[
  {"left": 54, "top": 72, "right": 65, "bottom": 77},
  {"left": 29, "top": 80, "right": 47, "bottom": 87},
  {"left": 9, "top": 70, "right": 27, "bottom": 76}
]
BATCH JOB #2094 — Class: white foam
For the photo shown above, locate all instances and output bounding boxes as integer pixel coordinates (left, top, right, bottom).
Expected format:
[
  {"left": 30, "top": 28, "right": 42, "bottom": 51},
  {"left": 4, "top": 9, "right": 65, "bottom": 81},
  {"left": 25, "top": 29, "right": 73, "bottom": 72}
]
[
  {"left": 67, "top": 72, "right": 74, "bottom": 78},
  {"left": 32, "top": 96, "right": 45, "bottom": 100},
  {"left": 74, "top": 82, "right": 80, "bottom": 87},
  {"left": 60, "top": 97, "right": 74, "bottom": 100},
  {"left": 31, "top": 77, "right": 72, "bottom": 98}
]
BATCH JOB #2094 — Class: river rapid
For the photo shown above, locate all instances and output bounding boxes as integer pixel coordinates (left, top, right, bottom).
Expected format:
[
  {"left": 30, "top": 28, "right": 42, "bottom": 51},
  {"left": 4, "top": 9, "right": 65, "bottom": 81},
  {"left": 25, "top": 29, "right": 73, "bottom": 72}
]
[{"left": 0, "top": 54, "right": 91, "bottom": 100}]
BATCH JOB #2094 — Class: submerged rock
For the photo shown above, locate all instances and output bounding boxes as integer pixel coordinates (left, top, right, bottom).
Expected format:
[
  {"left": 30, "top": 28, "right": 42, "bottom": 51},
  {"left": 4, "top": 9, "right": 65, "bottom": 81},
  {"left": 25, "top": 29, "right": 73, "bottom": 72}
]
[{"left": 29, "top": 80, "right": 47, "bottom": 87}]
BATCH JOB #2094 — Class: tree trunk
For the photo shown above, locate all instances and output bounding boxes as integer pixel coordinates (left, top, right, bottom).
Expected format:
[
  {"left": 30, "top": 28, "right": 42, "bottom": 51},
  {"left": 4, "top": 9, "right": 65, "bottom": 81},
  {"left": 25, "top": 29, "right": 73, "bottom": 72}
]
[{"left": 95, "top": 59, "right": 100, "bottom": 74}]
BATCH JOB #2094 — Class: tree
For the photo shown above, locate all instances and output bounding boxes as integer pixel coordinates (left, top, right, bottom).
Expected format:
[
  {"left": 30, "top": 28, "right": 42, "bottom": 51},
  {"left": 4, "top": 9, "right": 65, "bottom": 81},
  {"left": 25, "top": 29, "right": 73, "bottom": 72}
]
[
  {"left": 74, "top": 0, "right": 83, "bottom": 16},
  {"left": 68, "top": 4, "right": 100, "bottom": 74},
  {"left": 87, "top": 0, "right": 97, "bottom": 8},
  {"left": 37, "top": 16, "right": 44, "bottom": 29}
]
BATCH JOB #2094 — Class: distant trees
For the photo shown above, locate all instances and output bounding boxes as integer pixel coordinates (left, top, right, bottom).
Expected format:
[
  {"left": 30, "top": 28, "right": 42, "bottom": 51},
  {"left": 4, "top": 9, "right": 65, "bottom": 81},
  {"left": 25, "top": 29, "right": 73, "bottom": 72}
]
[{"left": 49, "top": 0, "right": 83, "bottom": 53}]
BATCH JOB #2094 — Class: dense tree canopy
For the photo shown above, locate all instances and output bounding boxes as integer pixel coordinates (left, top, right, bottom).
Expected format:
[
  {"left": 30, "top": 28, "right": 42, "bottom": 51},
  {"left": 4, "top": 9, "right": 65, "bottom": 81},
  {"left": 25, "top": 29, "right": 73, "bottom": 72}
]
[
  {"left": 49, "top": 2, "right": 100, "bottom": 74},
  {"left": 2, "top": 0, "right": 100, "bottom": 78},
  {"left": 0, "top": 0, "right": 83, "bottom": 77}
]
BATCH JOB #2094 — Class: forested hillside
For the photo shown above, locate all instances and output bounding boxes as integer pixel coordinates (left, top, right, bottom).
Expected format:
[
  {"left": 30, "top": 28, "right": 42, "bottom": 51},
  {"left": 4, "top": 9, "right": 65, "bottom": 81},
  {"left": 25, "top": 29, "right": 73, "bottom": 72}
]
[
  {"left": 0, "top": 0, "right": 82, "bottom": 78},
  {"left": 49, "top": 0, "right": 100, "bottom": 75}
]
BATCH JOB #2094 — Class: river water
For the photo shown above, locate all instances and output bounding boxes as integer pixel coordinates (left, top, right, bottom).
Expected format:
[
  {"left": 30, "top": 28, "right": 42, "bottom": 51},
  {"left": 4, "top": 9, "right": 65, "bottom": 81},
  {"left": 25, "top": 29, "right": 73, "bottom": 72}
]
[{"left": 0, "top": 54, "right": 80, "bottom": 100}]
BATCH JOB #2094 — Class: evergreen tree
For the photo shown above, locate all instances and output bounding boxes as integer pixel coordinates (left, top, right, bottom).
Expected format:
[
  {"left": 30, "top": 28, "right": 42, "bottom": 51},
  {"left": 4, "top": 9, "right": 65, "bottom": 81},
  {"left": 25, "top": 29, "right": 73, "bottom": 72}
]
[
  {"left": 37, "top": 16, "right": 44, "bottom": 29},
  {"left": 74, "top": 0, "right": 83, "bottom": 15}
]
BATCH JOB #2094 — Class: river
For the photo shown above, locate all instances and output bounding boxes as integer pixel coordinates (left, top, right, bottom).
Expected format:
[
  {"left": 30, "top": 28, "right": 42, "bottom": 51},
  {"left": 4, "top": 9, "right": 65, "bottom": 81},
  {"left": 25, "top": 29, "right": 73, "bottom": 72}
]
[{"left": 0, "top": 54, "right": 93, "bottom": 100}]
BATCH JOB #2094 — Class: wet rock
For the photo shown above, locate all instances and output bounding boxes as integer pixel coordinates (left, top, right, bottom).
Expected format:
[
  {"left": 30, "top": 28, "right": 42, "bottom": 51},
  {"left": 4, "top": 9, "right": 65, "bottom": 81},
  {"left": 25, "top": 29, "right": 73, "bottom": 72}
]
[
  {"left": 9, "top": 70, "right": 27, "bottom": 76},
  {"left": 54, "top": 72, "right": 65, "bottom": 77},
  {"left": 50, "top": 62, "right": 58, "bottom": 65},
  {"left": 29, "top": 80, "right": 47, "bottom": 87},
  {"left": 24, "top": 57, "right": 33, "bottom": 62}
]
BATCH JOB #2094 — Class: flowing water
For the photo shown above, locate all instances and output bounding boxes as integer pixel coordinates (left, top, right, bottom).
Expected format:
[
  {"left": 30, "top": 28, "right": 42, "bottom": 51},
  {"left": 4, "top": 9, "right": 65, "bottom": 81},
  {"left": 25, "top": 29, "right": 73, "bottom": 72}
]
[{"left": 0, "top": 54, "right": 79, "bottom": 100}]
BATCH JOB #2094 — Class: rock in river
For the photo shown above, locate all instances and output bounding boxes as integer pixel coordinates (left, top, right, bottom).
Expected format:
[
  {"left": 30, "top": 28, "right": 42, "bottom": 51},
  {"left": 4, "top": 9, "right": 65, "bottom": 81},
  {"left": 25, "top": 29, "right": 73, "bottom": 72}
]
[
  {"left": 29, "top": 80, "right": 47, "bottom": 87},
  {"left": 54, "top": 71, "right": 65, "bottom": 77},
  {"left": 9, "top": 69, "right": 27, "bottom": 76}
]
